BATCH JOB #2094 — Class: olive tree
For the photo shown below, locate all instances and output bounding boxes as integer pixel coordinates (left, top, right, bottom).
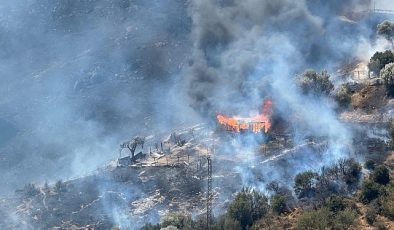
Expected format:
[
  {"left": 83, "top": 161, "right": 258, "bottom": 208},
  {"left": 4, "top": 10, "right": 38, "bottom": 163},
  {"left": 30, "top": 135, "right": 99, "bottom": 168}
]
[
  {"left": 227, "top": 187, "right": 269, "bottom": 230},
  {"left": 377, "top": 20, "right": 394, "bottom": 47},
  {"left": 380, "top": 62, "right": 394, "bottom": 96},
  {"left": 371, "top": 165, "right": 390, "bottom": 185},
  {"left": 297, "top": 70, "right": 334, "bottom": 95},
  {"left": 368, "top": 50, "right": 394, "bottom": 76},
  {"left": 294, "top": 171, "right": 318, "bottom": 198}
]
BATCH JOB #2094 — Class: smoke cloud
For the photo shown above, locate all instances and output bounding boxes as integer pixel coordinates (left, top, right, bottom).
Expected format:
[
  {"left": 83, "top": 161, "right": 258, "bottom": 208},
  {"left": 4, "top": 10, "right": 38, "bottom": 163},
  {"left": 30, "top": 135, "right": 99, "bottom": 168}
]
[
  {"left": 0, "top": 0, "right": 391, "bottom": 227},
  {"left": 0, "top": 0, "right": 194, "bottom": 195},
  {"left": 183, "top": 0, "right": 377, "bottom": 191}
]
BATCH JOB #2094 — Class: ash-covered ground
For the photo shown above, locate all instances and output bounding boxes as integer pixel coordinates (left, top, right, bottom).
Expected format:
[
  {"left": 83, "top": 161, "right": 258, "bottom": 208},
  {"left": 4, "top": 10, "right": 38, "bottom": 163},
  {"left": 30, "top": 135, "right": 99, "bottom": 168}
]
[{"left": 0, "top": 117, "right": 388, "bottom": 229}]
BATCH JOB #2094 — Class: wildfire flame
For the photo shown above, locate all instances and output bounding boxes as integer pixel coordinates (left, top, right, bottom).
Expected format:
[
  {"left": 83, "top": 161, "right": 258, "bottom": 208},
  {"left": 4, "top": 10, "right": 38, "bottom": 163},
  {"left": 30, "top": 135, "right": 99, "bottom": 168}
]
[{"left": 216, "top": 99, "right": 273, "bottom": 133}]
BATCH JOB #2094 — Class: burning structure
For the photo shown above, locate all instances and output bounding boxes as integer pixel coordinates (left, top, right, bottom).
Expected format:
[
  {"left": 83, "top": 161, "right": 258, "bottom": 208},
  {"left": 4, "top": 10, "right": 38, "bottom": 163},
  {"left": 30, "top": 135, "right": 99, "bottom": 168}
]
[{"left": 216, "top": 99, "right": 273, "bottom": 133}]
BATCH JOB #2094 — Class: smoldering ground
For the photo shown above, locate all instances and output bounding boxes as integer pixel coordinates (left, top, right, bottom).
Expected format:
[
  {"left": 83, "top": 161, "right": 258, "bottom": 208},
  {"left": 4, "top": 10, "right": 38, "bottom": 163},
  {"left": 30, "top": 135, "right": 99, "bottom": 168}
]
[
  {"left": 0, "top": 0, "right": 388, "bottom": 228},
  {"left": 0, "top": 0, "right": 195, "bottom": 195}
]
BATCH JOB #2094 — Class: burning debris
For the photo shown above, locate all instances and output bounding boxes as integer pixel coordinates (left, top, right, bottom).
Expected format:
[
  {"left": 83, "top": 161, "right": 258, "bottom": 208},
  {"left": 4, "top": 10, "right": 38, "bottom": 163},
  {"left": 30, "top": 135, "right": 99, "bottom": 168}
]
[{"left": 216, "top": 99, "right": 273, "bottom": 133}]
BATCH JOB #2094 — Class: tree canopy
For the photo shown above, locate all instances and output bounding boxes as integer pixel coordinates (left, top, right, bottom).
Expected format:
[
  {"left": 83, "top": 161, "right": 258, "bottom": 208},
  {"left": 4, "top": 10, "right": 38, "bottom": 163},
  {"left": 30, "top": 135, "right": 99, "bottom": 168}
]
[
  {"left": 297, "top": 70, "right": 334, "bottom": 95},
  {"left": 371, "top": 165, "right": 390, "bottom": 185},
  {"left": 368, "top": 50, "right": 394, "bottom": 76},
  {"left": 377, "top": 20, "right": 394, "bottom": 44},
  {"left": 294, "top": 171, "right": 318, "bottom": 198},
  {"left": 227, "top": 187, "right": 269, "bottom": 230},
  {"left": 380, "top": 62, "right": 394, "bottom": 97}
]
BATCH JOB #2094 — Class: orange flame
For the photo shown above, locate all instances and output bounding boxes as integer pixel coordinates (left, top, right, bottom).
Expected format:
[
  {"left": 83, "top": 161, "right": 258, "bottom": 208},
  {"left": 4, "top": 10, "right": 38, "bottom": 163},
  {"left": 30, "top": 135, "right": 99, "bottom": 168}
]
[{"left": 216, "top": 99, "right": 272, "bottom": 133}]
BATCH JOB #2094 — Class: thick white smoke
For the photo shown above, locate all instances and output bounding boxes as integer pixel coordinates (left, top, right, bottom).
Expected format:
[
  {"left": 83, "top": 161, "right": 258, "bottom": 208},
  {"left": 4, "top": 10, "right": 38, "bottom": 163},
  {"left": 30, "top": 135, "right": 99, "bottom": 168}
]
[{"left": 183, "top": 0, "right": 374, "bottom": 188}]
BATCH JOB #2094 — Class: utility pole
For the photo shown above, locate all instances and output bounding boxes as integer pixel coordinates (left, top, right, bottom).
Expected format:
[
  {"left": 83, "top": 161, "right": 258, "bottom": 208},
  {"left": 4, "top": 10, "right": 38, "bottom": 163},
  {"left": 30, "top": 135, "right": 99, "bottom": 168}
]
[
  {"left": 206, "top": 155, "right": 212, "bottom": 230},
  {"left": 206, "top": 139, "right": 214, "bottom": 230}
]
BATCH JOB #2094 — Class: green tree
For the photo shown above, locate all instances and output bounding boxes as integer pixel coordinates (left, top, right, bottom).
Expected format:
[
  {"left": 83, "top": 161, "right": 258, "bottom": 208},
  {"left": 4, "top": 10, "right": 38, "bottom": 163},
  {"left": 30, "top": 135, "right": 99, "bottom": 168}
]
[
  {"left": 213, "top": 215, "right": 241, "bottom": 230},
  {"left": 271, "top": 194, "right": 287, "bottom": 214},
  {"left": 342, "top": 159, "right": 362, "bottom": 186},
  {"left": 372, "top": 165, "right": 390, "bottom": 185},
  {"left": 295, "top": 208, "right": 330, "bottom": 230},
  {"left": 332, "top": 208, "right": 358, "bottom": 230},
  {"left": 294, "top": 171, "right": 318, "bottom": 198},
  {"left": 380, "top": 62, "right": 394, "bottom": 97},
  {"left": 368, "top": 50, "right": 394, "bottom": 75},
  {"left": 364, "top": 159, "right": 376, "bottom": 171},
  {"left": 161, "top": 213, "right": 193, "bottom": 230},
  {"left": 326, "top": 195, "right": 346, "bottom": 213},
  {"left": 381, "top": 184, "right": 394, "bottom": 219},
  {"left": 359, "top": 181, "right": 381, "bottom": 204},
  {"left": 227, "top": 187, "right": 269, "bottom": 230},
  {"left": 336, "top": 84, "right": 352, "bottom": 108},
  {"left": 377, "top": 20, "right": 394, "bottom": 47},
  {"left": 297, "top": 70, "right": 334, "bottom": 95}
]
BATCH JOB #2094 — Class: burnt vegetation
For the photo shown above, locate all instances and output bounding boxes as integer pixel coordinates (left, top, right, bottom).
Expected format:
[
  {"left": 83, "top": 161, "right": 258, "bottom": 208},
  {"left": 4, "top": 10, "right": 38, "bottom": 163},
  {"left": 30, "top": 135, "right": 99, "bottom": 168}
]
[
  {"left": 141, "top": 157, "right": 393, "bottom": 230},
  {"left": 2, "top": 1, "right": 394, "bottom": 230}
]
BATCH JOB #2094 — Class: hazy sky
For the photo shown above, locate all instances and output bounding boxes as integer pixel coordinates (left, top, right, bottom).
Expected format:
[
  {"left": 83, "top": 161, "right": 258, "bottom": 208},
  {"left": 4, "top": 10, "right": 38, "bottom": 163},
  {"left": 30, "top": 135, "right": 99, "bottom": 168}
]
[{"left": 374, "top": 0, "right": 394, "bottom": 10}]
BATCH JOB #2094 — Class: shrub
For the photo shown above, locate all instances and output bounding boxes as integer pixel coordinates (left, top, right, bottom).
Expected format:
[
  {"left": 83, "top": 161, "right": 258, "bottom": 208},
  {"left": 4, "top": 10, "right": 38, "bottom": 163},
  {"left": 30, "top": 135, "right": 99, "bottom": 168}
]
[
  {"left": 381, "top": 184, "right": 394, "bottom": 219},
  {"left": 22, "top": 183, "right": 40, "bottom": 197},
  {"left": 43, "top": 181, "right": 50, "bottom": 194},
  {"left": 336, "top": 84, "right": 352, "bottom": 108},
  {"left": 213, "top": 215, "right": 241, "bottom": 230},
  {"left": 372, "top": 165, "right": 390, "bottom": 185},
  {"left": 359, "top": 181, "right": 381, "bottom": 204},
  {"left": 364, "top": 160, "right": 376, "bottom": 170},
  {"left": 161, "top": 226, "right": 177, "bottom": 230},
  {"left": 295, "top": 208, "right": 330, "bottom": 230},
  {"left": 251, "top": 214, "right": 290, "bottom": 230},
  {"left": 340, "top": 158, "right": 362, "bottom": 186},
  {"left": 161, "top": 213, "right": 193, "bottom": 230},
  {"left": 271, "top": 195, "right": 287, "bottom": 214},
  {"left": 140, "top": 223, "right": 160, "bottom": 230},
  {"left": 326, "top": 195, "right": 346, "bottom": 213},
  {"left": 54, "top": 180, "right": 67, "bottom": 193},
  {"left": 375, "top": 222, "right": 387, "bottom": 230},
  {"left": 332, "top": 208, "right": 358, "bottom": 230},
  {"left": 266, "top": 181, "right": 280, "bottom": 194},
  {"left": 365, "top": 205, "right": 377, "bottom": 225}
]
